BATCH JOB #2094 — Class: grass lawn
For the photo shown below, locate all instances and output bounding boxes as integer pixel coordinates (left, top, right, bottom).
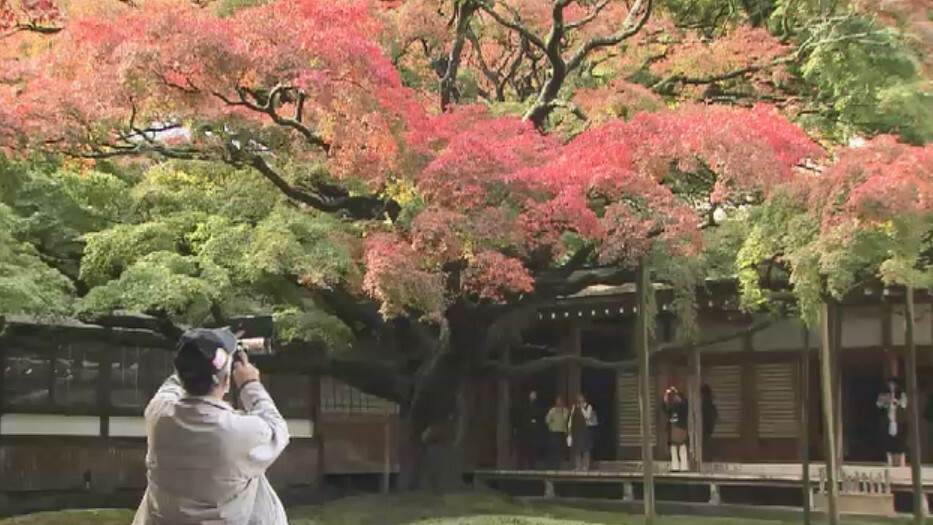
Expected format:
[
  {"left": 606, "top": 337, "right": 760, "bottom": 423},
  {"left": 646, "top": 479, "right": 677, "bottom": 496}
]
[{"left": 0, "top": 492, "right": 891, "bottom": 524}]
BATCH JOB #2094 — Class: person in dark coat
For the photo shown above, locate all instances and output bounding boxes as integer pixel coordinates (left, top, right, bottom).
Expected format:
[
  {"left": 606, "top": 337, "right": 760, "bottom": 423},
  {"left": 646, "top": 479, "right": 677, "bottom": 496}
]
[
  {"left": 663, "top": 386, "right": 690, "bottom": 471},
  {"left": 701, "top": 384, "right": 718, "bottom": 460},
  {"left": 877, "top": 377, "right": 908, "bottom": 466},
  {"left": 513, "top": 390, "right": 546, "bottom": 469},
  {"left": 567, "top": 394, "right": 597, "bottom": 471}
]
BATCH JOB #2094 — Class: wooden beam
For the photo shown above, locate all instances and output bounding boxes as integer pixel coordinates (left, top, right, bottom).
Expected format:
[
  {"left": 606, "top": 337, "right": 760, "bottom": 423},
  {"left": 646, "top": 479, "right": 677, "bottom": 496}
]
[
  {"left": 799, "top": 325, "right": 812, "bottom": 525},
  {"left": 636, "top": 262, "right": 655, "bottom": 523},
  {"left": 904, "top": 288, "right": 926, "bottom": 524},
  {"left": 819, "top": 300, "right": 840, "bottom": 525}
]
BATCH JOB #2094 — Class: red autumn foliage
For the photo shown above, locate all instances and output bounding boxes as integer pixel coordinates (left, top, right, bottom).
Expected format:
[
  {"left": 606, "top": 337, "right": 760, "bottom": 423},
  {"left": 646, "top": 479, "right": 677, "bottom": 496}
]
[
  {"left": 1, "top": 0, "right": 824, "bottom": 318},
  {"left": 512, "top": 103, "right": 822, "bottom": 264},
  {"left": 2, "top": 0, "right": 412, "bottom": 184},
  {"left": 805, "top": 136, "right": 933, "bottom": 229}
]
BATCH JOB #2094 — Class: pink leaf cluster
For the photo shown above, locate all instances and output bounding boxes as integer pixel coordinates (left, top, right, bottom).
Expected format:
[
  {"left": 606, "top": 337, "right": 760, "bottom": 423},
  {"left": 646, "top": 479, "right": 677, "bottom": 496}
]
[
  {"left": 461, "top": 251, "right": 534, "bottom": 302},
  {"left": 362, "top": 232, "right": 447, "bottom": 319},
  {"left": 806, "top": 136, "right": 933, "bottom": 229}
]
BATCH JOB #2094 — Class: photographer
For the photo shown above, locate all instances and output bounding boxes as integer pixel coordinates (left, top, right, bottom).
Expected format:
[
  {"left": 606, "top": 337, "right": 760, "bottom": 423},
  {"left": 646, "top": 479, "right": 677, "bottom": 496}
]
[{"left": 132, "top": 328, "right": 290, "bottom": 525}]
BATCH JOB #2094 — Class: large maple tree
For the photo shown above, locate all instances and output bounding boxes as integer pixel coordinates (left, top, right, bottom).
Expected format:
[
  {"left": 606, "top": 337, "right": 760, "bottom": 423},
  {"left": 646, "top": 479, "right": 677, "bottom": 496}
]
[{"left": 0, "top": 0, "right": 902, "bottom": 489}]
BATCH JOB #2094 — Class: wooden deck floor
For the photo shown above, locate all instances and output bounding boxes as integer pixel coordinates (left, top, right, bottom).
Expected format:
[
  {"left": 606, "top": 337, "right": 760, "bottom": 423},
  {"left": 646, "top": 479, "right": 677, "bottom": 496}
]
[{"left": 475, "top": 461, "right": 933, "bottom": 489}]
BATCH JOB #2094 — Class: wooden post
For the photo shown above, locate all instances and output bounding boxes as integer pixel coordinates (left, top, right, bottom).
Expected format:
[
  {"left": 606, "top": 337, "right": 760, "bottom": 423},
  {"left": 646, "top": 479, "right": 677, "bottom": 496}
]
[
  {"left": 310, "top": 373, "right": 324, "bottom": 487},
  {"left": 382, "top": 406, "right": 392, "bottom": 494},
  {"left": 799, "top": 325, "right": 812, "bottom": 525},
  {"left": 99, "top": 345, "right": 112, "bottom": 438},
  {"left": 831, "top": 305, "right": 845, "bottom": 467},
  {"left": 819, "top": 300, "right": 840, "bottom": 525},
  {"left": 496, "top": 347, "right": 511, "bottom": 468},
  {"left": 741, "top": 333, "right": 758, "bottom": 460},
  {"left": 688, "top": 344, "right": 703, "bottom": 470},
  {"left": 0, "top": 318, "right": 6, "bottom": 435},
  {"left": 567, "top": 323, "right": 582, "bottom": 401},
  {"left": 636, "top": 262, "right": 656, "bottom": 523},
  {"left": 904, "top": 288, "right": 926, "bottom": 524}
]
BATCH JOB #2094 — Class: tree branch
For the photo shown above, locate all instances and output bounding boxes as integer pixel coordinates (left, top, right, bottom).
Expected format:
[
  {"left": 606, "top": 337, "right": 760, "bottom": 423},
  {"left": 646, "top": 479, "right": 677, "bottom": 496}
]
[
  {"left": 566, "top": 0, "right": 652, "bottom": 72},
  {"left": 477, "top": 2, "right": 547, "bottom": 52},
  {"left": 651, "top": 53, "right": 795, "bottom": 93},
  {"left": 248, "top": 155, "right": 400, "bottom": 220},
  {"left": 483, "top": 316, "right": 775, "bottom": 377},
  {"left": 213, "top": 86, "right": 331, "bottom": 153},
  {"left": 565, "top": 0, "right": 612, "bottom": 30}
]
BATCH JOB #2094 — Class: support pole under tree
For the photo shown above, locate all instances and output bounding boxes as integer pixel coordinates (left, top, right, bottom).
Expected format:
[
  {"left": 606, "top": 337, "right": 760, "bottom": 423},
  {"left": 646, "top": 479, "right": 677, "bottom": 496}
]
[
  {"left": 819, "top": 300, "right": 839, "bottom": 525},
  {"left": 688, "top": 344, "right": 703, "bottom": 470},
  {"left": 496, "top": 347, "right": 511, "bottom": 469},
  {"left": 382, "top": 406, "right": 392, "bottom": 494},
  {"left": 904, "top": 287, "right": 926, "bottom": 524},
  {"left": 636, "top": 262, "right": 656, "bottom": 523},
  {"left": 799, "top": 325, "right": 812, "bottom": 525}
]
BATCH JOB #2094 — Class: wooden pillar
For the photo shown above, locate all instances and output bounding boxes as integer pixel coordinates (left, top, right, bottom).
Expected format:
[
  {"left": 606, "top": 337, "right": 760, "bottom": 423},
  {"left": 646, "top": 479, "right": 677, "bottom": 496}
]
[
  {"left": 831, "top": 305, "right": 844, "bottom": 465},
  {"left": 567, "top": 323, "right": 581, "bottom": 401},
  {"left": 799, "top": 325, "right": 812, "bottom": 525},
  {"left": 382, "top": 406, "right": 392, "bottom": 494},
  {"left": 740, "top": 333, "right": 758, "bottom": 460},
  {"left": 310, "top": 373, "right": 324, "bottom": 486},
  {"left": 904, "top": 288, "right": 926, "bottom": 524},
  {"left": 0, "top": 318, "right": 5, "bottom": 435},
  {"left": 496, "top": 347, "right": 511, "bottom": 469},
  {"left": 99, "top": 345, "right": 113, "bottom": 438},
  {"left": 882, "top": 303, "right": 894, "bottom": 378},
  {"left": 688, "top": 345, "right": 703, "bottom": 469},
  {"left": 819, "top": 300, "right": 840, "bottom": 525},
  {"left": 636, "top": 262, "right": 655, "bottom": 523}
]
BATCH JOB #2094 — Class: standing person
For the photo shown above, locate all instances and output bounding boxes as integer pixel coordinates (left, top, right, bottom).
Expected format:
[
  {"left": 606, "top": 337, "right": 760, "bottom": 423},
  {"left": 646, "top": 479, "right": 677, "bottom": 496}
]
[
  {"left": 513, "top": 390, "right": 546, "bottom": 469},
  {"left": 568, "top": 394, "right": 597, "bottom": 471},
  {"left": 133, "top": 328, "right": 289, "bottom": 525},
  {"left": 663, "top": 386, "right": 690, "bottom": 472},
  {"left": 701, "top": 384, "right": 718, "bottom": 461},
  {"left": 877, "top": 377, "right": 908, "bottom": 466},
  {"left": 545, "top": 396, "right": 570, "bottom": 469}
]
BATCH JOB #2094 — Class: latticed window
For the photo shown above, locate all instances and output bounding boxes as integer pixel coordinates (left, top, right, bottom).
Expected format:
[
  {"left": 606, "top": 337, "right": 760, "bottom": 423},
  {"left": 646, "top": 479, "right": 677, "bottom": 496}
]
[{"left": 319, "top": 376, "right": 397, "bottom": 415}]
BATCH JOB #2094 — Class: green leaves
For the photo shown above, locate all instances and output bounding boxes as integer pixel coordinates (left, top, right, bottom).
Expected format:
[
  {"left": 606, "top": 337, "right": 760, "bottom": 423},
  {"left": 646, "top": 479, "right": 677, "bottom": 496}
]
[
  {"left": 244, "top": 207, "right": 357, "bottom": 288},
  {"left": 80, "top": 212, "right": 207, "bottom": 287},
  {"left": 795, "top": 13, "right": 931, "bottom": 144},
  {"left": 76, "top": 251, "right": 233, "bottom": 325},
  {"left": 0, "top": 204, "right": 74, "bottom": 317}
]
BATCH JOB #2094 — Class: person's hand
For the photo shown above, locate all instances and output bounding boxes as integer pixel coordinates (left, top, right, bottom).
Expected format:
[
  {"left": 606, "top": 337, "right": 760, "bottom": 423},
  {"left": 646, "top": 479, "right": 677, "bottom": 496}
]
[{"left": 232, "top": 352, "right": 261, "bottom": 387}]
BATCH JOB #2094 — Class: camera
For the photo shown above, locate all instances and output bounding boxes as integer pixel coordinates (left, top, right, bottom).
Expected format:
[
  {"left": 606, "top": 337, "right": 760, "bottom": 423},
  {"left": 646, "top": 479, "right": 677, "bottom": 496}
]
[{"left": 229, "top": 315, "right": 275, "bottom": 361}]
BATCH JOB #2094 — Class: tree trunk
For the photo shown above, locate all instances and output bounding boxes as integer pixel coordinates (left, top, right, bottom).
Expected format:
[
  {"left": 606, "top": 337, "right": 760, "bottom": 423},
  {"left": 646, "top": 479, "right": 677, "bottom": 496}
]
[{"left": 396, "top": 324, "right": 472, "bottom": 492}]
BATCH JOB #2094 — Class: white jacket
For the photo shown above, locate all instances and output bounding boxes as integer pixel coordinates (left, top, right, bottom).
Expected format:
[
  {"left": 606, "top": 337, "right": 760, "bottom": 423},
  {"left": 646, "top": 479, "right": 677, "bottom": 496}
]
[{"left": 132, "top": 375, "right": 290, "bottom": 525}]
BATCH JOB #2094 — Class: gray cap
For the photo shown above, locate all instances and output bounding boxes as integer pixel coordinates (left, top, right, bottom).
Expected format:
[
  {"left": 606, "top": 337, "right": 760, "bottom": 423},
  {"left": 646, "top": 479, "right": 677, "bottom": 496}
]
[{"left": 174, "top": 328, "right": 238, "bottom": 386}]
